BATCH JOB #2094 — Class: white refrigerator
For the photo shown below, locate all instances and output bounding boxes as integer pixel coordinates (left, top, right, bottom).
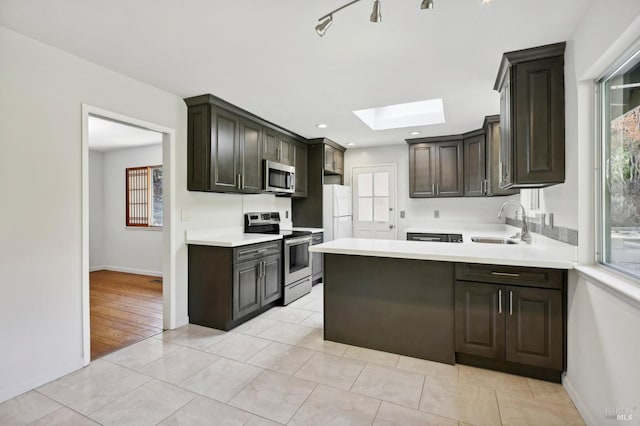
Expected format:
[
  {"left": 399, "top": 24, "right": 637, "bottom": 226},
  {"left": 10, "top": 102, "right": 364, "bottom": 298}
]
[{"left": 323, "top": 184, "right": 353, "bottom": 241}]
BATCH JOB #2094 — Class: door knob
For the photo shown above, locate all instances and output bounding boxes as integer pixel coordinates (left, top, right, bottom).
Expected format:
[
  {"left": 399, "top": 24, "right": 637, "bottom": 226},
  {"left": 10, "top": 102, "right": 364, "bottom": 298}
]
[{"left": 389, "top": 224, "right": 394, "bottom": 230}]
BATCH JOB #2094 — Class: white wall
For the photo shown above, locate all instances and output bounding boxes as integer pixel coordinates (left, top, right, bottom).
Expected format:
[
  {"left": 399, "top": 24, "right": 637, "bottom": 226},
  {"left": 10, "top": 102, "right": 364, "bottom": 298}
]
[
  {"left": 561, "top": 2, "right": 640, "bottom": 425},
  {"left": 344, "top": 144, "right": 519, "bottom": 238},
  {"left": 89, "top": 150, "right": 106, "bottom": 268},
  {"left": 0, "top": 25, "right": 290, "bottom": 403},
  {"left": 100, "top": 144, "right": 163, "bottom": 276}
]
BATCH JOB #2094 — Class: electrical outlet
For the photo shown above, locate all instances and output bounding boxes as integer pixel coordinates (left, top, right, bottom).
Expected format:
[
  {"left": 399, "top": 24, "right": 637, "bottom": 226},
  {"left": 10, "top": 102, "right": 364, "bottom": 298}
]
[
  {"left": 181, "top": 209, "right": 191, "bottom": 222},
  {"left": 400, "top": 210, "right": 405, "bottom": 219},
  {"left": 285, "top": 210, "right": 289, "bottom": 219},
  {"left": 433, "top": 209, "right": 440, "bottom": 219}
]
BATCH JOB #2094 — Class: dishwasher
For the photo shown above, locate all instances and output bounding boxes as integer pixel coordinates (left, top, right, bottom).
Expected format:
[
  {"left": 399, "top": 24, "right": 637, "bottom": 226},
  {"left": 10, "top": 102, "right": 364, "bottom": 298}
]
[{"left": 407, "top": 232, "right": 463, "bottom": 243}]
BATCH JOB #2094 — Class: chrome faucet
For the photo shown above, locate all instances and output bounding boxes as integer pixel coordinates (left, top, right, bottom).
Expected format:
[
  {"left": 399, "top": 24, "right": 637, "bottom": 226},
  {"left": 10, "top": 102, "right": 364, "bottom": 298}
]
[{"left": 497, "top": 200, "right": 531, "bottom": 243}]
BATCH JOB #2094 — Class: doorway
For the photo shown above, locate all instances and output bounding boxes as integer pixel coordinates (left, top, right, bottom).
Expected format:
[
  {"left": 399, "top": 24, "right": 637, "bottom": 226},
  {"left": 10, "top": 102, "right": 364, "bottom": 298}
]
[
  {"left": 81, "top": 105, "right": 176, "bottom": 365},
  {"left": 352, "top": 164, "right": 397, "bottom": 239}
]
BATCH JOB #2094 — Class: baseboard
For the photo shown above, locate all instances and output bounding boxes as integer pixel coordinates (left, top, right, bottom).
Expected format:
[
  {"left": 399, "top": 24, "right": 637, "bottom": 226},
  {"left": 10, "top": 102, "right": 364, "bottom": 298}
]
[
  {"left": 563, "top": 375, "right": 598, "bottom": 426},
  {"left": 91, "top": 265, "right": 163, "bottom": 277},
  {"left": 89, "top": 265, "right": 107, "bottom": 272},
  {"left": 0, "top": 357, "right": 84, "bottom": 404}
]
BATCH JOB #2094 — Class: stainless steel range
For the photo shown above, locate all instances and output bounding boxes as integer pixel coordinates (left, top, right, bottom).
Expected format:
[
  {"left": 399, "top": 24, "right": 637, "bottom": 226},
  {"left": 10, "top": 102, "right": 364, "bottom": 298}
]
[{"left": 244, "top": 212, "right": 312, "bottom": 305}]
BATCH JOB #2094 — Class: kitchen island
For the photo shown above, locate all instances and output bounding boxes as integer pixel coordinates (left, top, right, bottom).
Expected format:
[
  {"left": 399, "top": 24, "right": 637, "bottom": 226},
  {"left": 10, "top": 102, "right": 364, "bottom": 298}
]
[{"left": 310, "top": 232, "right": 575, "bottom": 380}]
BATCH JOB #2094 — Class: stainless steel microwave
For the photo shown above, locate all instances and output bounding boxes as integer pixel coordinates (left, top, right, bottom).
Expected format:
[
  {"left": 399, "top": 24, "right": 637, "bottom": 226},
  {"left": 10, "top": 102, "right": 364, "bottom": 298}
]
[{"left": 264, "top": 160, "right": 295, "bottom": 194}]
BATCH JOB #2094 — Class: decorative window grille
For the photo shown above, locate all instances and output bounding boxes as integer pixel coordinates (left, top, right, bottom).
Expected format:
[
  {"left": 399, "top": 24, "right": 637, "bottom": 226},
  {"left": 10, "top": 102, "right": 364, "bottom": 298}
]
[{"left": 126, "top": 165, "right": 163, "bottom": 227}]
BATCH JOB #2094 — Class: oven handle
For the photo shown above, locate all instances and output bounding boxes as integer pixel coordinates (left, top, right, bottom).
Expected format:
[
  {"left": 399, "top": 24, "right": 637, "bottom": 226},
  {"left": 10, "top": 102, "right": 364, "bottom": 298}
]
[{"left": 285, "top": 236, "right": 312, "bottom": 245}]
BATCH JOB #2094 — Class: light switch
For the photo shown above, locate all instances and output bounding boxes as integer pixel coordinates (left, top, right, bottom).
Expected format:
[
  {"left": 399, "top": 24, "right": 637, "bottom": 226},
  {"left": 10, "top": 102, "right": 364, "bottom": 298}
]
[
  {"left": 181, "top": 209, "right": 191, "bottom": 222},
  {"left": 433, "top": 209, "right": 440, "bottom": 219},
  {"left": 400, "top": 210, "right": 405, "bottom": 219}
]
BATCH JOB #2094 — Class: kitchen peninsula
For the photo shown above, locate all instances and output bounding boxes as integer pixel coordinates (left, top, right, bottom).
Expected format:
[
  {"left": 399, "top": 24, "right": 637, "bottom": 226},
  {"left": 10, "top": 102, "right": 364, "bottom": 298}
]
[{"left": 310, "top": 229, "right": 576, "bottom": 381}]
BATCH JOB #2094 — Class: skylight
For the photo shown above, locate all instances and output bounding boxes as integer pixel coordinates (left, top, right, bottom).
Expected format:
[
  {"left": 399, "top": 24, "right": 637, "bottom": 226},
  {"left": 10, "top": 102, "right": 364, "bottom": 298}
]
[{"left": 353, "top": 98, "right": 446, "bottom": 131}]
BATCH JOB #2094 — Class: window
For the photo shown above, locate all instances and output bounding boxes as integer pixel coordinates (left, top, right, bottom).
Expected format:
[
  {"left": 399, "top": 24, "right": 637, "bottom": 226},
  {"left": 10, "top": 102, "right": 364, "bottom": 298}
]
[
  {"left": 599, "top": 47, "right": 640, "bottom": 279},
  {"left": 126, "top": 165, "right": 163, "bottom": 227}
]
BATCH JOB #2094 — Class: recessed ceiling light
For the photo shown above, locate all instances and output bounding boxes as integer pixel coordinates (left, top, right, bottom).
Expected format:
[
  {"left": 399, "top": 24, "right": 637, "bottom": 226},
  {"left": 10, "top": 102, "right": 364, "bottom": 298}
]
[
  {"left": 481, "top": 0, "right": 494, "bottom": 4},
  {"left": 347, "top": 142, "right": 356, "bottom": 146},
  {"left": 353, "top": 98, "right": 446, "bottom": 131},
  {"left": 316, "top": 123, "right": 328, "bottom": 129},
  {"left": 410, "top": 131, "right": 421, "bottom": 136}
]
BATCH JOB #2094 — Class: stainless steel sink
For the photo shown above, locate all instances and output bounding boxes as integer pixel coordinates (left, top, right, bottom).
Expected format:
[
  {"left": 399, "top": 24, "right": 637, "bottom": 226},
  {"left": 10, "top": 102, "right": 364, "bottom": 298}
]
[{"left": 470, "top": 237, "right": 518, "bottom": 245}]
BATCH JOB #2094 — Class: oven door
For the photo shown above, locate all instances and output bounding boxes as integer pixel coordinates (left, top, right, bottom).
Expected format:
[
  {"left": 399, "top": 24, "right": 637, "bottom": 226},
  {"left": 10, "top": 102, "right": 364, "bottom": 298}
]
[{"left": 284, "top": 236, "right": 312, "bottom": 284}]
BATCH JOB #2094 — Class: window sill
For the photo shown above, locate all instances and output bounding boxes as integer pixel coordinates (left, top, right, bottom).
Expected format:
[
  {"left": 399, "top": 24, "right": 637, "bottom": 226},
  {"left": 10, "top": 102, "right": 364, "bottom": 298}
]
[
  {"left": 125, "top": 226, "right": 163, "bottom": 232},
  {"left": 574, "top": 264, "right": 640, "bottom": 310}
]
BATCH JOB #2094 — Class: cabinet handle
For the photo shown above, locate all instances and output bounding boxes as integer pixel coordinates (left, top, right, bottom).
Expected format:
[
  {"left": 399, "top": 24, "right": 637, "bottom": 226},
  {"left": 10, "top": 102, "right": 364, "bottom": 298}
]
[
  {"left": 241, "top": 174, "right": 244, "bottom": 190},
  {"left": 491, "top": 271, "right": 520, "bottom": 277},
  {"left": 237, "top": 174, "right": 241, "bottom": 190},
  {"left": 498, "top": 289, "right": 502, "bottom": 314},
  {"left": 277, "top": 148, "right": 281, "bottom": 161},
  {"left": 436, "top": 184, "right": 439, "bottom": 196},
  {"left": 432, "top": 183, "right": 435, "bottom": 195},
  {"left": 509, "top": 290, "right": 513, "bottom": 316}
]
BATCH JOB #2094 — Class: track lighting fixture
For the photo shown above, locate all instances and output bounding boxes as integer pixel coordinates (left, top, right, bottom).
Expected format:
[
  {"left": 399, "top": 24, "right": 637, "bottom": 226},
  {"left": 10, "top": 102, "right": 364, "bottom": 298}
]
[
  {"left": 315, "top": 0, "right": 434, "bottom": 37},
  {"left": 420, "top": 0, "right": 434, "bottom": 10},
  {"left": 370, "top": 0, "right": 382, "bottom": 23},
  {"left": 315, "top": 15, "right": 333, "bottom": 37}
]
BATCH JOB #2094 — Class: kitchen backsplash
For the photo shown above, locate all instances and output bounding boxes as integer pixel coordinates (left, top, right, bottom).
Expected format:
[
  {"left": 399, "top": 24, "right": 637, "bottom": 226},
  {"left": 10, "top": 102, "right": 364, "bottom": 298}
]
[{"left": 506, "top": 217, "right": 578, "bottom": 246}]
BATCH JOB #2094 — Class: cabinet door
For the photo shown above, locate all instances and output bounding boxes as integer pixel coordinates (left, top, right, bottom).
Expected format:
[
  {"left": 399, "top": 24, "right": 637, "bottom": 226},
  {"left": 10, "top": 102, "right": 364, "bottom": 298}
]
[
  {"left": 187, "top": 104, "right": 211, "bottom": 191},
  {"left": 279, "top": 136, "right": 295, "bottom": 166},
  {"left": 464, "top": 134, "right": 486, "bottom": 197},
  {"left": 239, "top": 119, "right": 262, "bottom": 193},
  {"left": 311, "top": 233, "right": 323, "bottom": 283},
  {"left": 324, "top": 144, "right": 335, "bottom": 172},
  {"left": 513, "top": 57, "right": 565, "bottom": 186},
  {"left": 484, "top": 117, "right": 519, "bottom": 196},
  {"left": 436, "top": 141, "right": 464, "bottom": 197},
  {"left": 263, "top": 129, "right": 279, "bottom": 162},
  {"left": 499, "top": 73, "right": 513, "bottom": 189},
  {"left": 293, "top": 141, "right": 308, "bottom": 198},
  {"left": 261, "top": 255, "right": 282, "bottom": 305},
  {"left": 505, "top": 286, "right": 564, "bottom": 370},
  {"left": 455, "top": 281, "right": 505, "bottom": 360},
  {"left": 409, "top": 143, "right": 436, "bottom": 197},
  {"left": 334, "top": 149, "right": 344, "bottom": 175},
  {"left": 233, "top": 260, "right": 261, "bottom": 320},
  {"left": 211, "top": 108, "right": 239, "bottom": 192}
]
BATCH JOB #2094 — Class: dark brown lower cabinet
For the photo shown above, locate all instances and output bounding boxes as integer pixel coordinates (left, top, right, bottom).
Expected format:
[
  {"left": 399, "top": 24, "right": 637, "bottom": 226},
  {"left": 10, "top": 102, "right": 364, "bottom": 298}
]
[
  {"left": 455, "top": 263, "right": 566, "bottom": 381},
  {"left": 189, "top": 241, "right": 282, "bottom": 331}
]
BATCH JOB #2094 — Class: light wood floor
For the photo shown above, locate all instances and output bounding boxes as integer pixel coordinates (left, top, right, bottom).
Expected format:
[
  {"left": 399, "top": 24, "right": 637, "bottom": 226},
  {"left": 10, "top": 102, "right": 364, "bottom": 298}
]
[{"left": 90, "top": 270, "right": 163, "bottom": 360}]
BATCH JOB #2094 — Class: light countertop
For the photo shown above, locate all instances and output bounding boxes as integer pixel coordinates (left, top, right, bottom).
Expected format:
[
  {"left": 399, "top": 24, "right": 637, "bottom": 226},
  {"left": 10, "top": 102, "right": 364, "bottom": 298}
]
[
  {"left": 186, "top": 228, "right": 282, "bottom": 247},
  {"left": 310, "top": 225, "right": 577, "bottom": 269}
]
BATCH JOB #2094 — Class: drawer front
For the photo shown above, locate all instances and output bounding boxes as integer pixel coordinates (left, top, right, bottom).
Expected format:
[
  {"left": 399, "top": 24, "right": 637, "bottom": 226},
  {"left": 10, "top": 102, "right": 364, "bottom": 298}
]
[
  {"left": 284, "top": 276, "right": 312, "bottom": 305},
  {"left": 455, "top": 263, "right": 564, "bottom": 290},
  {"left": 311, "top": 233, "right": 324, "bottom": 245},
  {"left": 234, "top": 240, "right": 281, "bottom": 263}
]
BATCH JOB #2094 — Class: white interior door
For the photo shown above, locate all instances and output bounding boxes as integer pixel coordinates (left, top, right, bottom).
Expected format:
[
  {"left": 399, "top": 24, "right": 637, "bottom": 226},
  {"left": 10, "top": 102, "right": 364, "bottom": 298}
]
[{"left": 352, "top": 164, "right": 397, "bottom": 239}]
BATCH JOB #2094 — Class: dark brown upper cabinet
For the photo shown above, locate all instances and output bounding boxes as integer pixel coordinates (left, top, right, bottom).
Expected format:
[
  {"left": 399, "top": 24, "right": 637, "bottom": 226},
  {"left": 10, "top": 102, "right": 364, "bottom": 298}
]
[
  {"left": 483, "top": 115, "right": 520, "bottom": 196},
  {"left": 186, "top": 103, "right": 260, "bottom": 193},
  {"left": 463, "top": 130, "right": 486, "bottom": 197},
  {"left": 263, "top": 128, "right": 295, "bottom": 166},
  {"left": 293, "top": 141, "right": 308, "bottom": 198},
  {"left": 408, "top": 136, "right": 463, "bottom": 198},
  {"left": 185, "top": 94, "right": 307, "bottom": 194},
  {"left": 494, "top": 42, "right": 566, "bottom": 188},
  {"left": 324, "top": 144, "right": 344, "bottom": 175}
]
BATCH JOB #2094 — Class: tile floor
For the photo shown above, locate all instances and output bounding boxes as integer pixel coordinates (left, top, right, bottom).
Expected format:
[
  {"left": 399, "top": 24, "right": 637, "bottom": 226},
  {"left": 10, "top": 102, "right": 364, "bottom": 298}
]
[{"left": 0, "top": 283, "right": 585, "bottom": 425}]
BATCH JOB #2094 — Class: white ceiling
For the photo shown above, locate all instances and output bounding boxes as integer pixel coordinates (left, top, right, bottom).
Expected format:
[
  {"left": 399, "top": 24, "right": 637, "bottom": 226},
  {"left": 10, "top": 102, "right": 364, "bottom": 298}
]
[
  {"left": 88, "top": 116, "right": 162, "bottom": 152},
  {"left": 0, "top": 0, "right": 593, "bottom": 148}
]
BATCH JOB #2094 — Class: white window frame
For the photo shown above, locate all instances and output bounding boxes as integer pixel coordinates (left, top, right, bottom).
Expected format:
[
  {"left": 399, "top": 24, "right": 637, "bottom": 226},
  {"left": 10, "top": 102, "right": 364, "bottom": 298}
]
[{"left": 596, "top": 41, "right": 640, "bottom": 284}]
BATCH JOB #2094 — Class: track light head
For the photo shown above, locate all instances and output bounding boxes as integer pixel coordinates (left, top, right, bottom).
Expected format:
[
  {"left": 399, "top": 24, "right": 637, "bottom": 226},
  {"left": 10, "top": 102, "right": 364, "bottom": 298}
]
[
  {"left": 370, "top": 0, "right": 382, "bottom": 22},
  {"left": 421, "top": 0, "right": 434, "bottom": 10},
  {"left": 315, "top": 15, "right": 333, "bottom": 37}
]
